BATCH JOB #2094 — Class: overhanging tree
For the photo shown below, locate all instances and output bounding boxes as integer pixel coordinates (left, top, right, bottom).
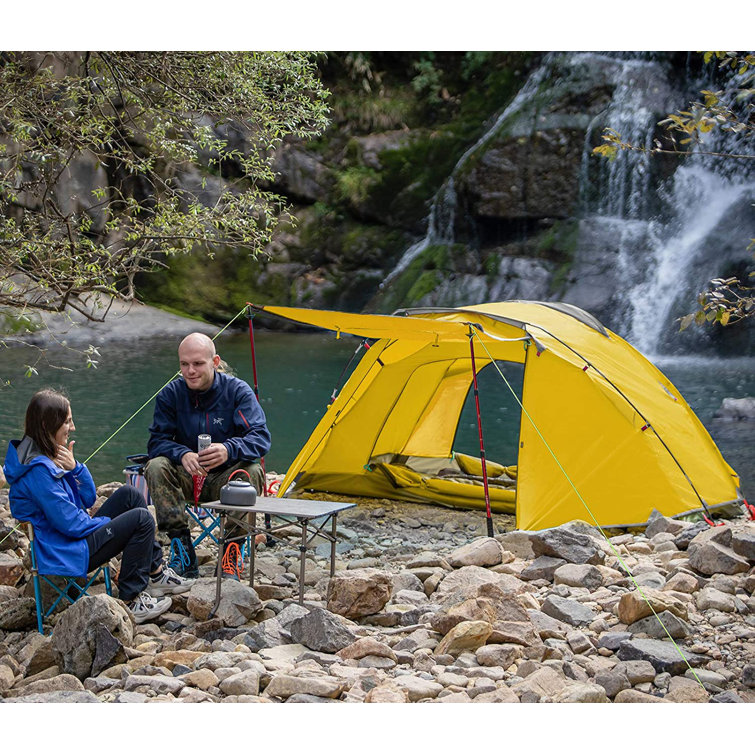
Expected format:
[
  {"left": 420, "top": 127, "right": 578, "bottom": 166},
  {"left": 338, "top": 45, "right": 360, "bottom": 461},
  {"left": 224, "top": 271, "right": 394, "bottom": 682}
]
[{"left": 0, "top": 51, "right": 330, "bottom": 328}]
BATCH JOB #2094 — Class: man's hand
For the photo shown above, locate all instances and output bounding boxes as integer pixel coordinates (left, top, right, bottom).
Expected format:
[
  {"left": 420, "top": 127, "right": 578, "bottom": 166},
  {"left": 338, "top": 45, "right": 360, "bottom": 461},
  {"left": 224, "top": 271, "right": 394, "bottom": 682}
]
[
  {"left": 181, "top": 452, "right": 206, "bottom": 477},
  {"left": 198, "top": 443, "right": 229, "bottom": 471},
  {"left": 55, "top": 441, "right": 77, "bottom": 471}
]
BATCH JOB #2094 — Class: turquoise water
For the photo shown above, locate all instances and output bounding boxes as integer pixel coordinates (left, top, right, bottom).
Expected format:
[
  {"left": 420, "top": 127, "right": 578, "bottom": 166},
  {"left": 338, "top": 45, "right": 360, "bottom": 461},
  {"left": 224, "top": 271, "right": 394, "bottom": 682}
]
[{"left": 1, "top": 334, "right": 753, "bottom": 498}]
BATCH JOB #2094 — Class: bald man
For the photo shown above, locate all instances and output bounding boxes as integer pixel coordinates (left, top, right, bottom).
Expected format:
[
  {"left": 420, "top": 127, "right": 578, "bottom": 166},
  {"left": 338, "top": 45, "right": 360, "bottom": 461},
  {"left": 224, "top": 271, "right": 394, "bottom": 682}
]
[{"left": 145, "top": 333, "right": 271, "bottom": 578}]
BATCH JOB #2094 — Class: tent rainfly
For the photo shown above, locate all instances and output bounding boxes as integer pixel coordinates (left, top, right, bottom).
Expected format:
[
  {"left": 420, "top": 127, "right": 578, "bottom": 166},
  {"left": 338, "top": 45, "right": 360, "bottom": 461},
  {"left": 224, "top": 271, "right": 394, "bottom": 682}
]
[{"left": 250, "top": 301, "right": 744, "bottom": 531}]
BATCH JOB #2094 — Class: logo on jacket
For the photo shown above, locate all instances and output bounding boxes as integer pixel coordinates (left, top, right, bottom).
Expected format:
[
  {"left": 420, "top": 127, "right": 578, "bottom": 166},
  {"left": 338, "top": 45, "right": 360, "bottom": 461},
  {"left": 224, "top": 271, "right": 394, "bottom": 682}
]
[
  {"left": 213, "top": 417, "right": 224, "bottom": 426},
  {"left": 106, "top": 528, "right": 113, "bottom": 537}
]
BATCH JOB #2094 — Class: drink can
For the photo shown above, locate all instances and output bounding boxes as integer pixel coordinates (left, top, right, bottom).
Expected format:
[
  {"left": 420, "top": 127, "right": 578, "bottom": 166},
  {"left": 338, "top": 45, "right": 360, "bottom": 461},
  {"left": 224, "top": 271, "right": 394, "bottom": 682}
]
[{"left": 198, "top": 434, "right": 212, "bottom": 452}]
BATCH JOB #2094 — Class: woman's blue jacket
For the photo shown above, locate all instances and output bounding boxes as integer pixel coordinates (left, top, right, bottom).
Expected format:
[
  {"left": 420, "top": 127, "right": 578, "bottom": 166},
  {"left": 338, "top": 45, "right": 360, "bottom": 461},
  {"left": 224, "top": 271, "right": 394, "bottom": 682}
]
[{"left": 3, "top": 438, "right": 109, "bottom": 577}]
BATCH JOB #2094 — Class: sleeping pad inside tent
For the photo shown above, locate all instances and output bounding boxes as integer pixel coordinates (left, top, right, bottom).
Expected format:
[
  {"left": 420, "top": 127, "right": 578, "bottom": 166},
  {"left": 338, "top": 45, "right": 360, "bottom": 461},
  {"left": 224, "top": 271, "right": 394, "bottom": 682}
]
[{"left": 250, "top": 301, "right": 744, "bottom": 531}]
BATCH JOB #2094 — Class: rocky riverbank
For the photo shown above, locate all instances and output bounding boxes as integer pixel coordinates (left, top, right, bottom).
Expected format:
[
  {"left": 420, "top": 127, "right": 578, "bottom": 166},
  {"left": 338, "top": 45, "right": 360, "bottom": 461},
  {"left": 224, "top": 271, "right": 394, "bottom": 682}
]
[{"left": 0, "top": 482, "right": 754, "bottom": 704}]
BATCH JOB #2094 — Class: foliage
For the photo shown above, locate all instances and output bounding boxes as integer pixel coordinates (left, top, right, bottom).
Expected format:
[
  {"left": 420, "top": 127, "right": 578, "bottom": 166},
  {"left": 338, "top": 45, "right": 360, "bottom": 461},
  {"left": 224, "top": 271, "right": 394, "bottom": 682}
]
[
  {"left": 593, "top": 52, "right": 754, "bottom": 162},
  {"left": 0, "top": 51, "right": 330, "bottom": 325},
  {"left": 592, "top": 51, "right": 755, "bottom": 328},
  {"left": 679, "top": 269, "right": 755, "bottom": 331}
]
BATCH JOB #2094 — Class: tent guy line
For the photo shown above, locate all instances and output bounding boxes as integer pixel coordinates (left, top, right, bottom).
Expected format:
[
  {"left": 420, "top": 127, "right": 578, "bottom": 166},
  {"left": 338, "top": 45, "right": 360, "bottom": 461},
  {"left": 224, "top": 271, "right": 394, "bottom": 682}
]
[{"left": 82, "top": 305, "right": 249, "bottom": 465}]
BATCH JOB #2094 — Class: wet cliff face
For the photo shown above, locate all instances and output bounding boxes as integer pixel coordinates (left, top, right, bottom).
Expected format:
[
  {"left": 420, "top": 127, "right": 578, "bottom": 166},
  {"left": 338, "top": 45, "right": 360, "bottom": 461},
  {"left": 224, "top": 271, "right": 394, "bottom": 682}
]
[{"left": 136, "top": 52, "right": 753, "bottom": 354}]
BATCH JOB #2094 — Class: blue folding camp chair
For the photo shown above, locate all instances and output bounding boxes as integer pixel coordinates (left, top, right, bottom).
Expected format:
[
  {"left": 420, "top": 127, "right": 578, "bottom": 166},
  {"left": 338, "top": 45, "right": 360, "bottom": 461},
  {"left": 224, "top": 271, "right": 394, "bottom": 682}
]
[
  {"left": 124, "top": 455, "right": 221, "bottom": 548},
  {"left": 23, "top": 521, "right": 112, "bottom": 634}
]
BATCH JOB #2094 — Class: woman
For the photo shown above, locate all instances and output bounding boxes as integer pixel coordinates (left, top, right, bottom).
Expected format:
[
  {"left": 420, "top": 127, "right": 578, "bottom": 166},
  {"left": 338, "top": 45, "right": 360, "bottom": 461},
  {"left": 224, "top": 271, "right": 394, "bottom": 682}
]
[{"left": 3, "top": 388, "right": 194, "bottom": 624}]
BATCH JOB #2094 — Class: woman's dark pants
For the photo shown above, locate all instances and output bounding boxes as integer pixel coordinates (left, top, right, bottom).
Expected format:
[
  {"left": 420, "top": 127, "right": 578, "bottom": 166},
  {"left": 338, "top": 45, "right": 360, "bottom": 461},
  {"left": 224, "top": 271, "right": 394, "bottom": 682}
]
[{"left": 85, "top": 485, "right": 163, "bottom": 602}]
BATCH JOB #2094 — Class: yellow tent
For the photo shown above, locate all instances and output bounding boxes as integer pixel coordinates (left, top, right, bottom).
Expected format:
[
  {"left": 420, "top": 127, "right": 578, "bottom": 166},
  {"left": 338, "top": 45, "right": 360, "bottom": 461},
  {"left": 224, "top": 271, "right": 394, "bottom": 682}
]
[{"left": 251, "top": 301, "right": 743, "bottom": 530}]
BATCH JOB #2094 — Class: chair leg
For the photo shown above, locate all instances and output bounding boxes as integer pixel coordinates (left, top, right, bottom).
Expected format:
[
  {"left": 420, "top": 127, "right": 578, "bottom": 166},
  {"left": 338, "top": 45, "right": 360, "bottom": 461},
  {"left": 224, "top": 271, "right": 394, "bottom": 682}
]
[{"left": 31, "top": 571, "right": 44, "bottom": 635}]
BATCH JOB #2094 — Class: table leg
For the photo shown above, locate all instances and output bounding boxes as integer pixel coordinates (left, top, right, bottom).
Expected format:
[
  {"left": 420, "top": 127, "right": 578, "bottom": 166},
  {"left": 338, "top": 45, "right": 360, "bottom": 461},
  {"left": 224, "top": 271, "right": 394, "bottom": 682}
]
[
  {"left": 299, "top": 519, "right": 307, "bottom": 605},
  {"left": 249, "top": 510, "right": 257, "bottom": 590},
  {"left": 330, "top": 514, "right": 337, "bottom": 577},
  {"left": 209, "top": 514, "right": 226, "bottom": 619}
]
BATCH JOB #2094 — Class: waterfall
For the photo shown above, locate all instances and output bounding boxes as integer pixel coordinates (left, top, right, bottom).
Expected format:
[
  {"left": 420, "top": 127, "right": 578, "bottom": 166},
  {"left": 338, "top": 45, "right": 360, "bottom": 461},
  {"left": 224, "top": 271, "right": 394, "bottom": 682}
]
[
  {"left": 580, "top": 56, "right": 755, "bottom": 355},
  {"left": 380, "top": 52, "right": 753, "bottom": 355},
  {"left": 626, "top": 169, "right": 753, "bottom": 354},
  {"left": 380, "top": 61, "right": 549, "bottom": 288}
]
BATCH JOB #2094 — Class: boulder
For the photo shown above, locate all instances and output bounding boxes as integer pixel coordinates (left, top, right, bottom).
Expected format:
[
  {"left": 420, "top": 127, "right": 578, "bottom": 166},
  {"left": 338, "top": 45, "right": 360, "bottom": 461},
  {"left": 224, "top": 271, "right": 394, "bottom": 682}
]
[
  {"left": 541, "top": 595, "right": 597, "bottom": 627},
  {"left": 521, "top": 556, "right": 566, "bottom": 581},
  {"left": 337, "top": 637, "right": 397, "bottom": 662},
  {"left": 695, "top": 587, "right": 737, "bottom": 612},
  {"left": 553, "top": 563, "right": 604, "bottom": 591},
  {"left": 364, "top": 683, "right": 411, "bottom": 703},
  {"left": 688, "top": 541, "right": 750, "bottom": 576},
  {"left": 434, "top": 620, "right": 493, "bottom": 656},
  {"left": 731, "top": 526, "right": 755, "bottom": 562},
  {"left": 429, "top": 596, "right": 498, "bottom": 636},
  {"left": 617, "top": 638, "right": 704, "bottom": 675},
  {"left": 6, "top": 673, "right": 84, "bottom": 698},
  {"left": 617, "top": 587, "right": 689, "bottom": 624},
  {"left": 673, "top": 522, "right": 709, "bottom": 550},
  {"left": 529, "top": 527, "right": 604, "bottom": 565},
  {"left": 553, "top": 682, "right": 610, "bottom": 703},
  {"left": 644, "top": 510, "right": 687, "bottom": 538},
  {"left": 391, "top": 675, "right": 444, "bottom": 702},
  {"left": 447, "top": 537, "right": 504, "bottom": 568},
  {"left": 495, "top": 531, "right": 535, "bottom": 560},
  {"left": 613, "top": 689, "right": 671, "bottom": 703},
  {"left": 264, "top": 674, "right": 346, "bottom": 700},
  {"left": 288, "top": 607, "right": 358, "bottom": 653},
  {"left": 219, "top": 670, "right": 260, "bottom": 697},
  {"left": 626, "top": 610, "right": 692, "bottom": 639},
  {"left": 0, "top": 663, "right": 15, "bottom": 693},
  {"left": 512, "top": 666, "right": 568, "bottom": 701},
  {"left": 434, "top": 566, "right": 528, "bottom": 605},
  {"left": 713, "top": 397, "right": 755, "bottom": 420},
  {"left": 50, "top": 595, "right": 133, "bottom": 680},
  {"left": 186, "top": 577, "right": 262, "bottom": 627},
  {"left": 326, "top": 568, "right": 392, "bottom": 619},
  {"left": 0, "top": 552, "right": 24, "bottom": 586},
  {"left": 0, "top": 597, "right": 37, "bottom": 630},
  {"left": 476, "top": 643, "right": 524, "bottom": 669}
]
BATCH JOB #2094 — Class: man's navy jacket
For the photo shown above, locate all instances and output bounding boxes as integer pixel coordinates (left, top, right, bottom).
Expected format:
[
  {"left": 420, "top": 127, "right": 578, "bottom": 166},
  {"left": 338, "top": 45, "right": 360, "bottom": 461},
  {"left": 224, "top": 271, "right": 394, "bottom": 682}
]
[{"left": 148, "top": 371, "right": 271, "bottom": 470}]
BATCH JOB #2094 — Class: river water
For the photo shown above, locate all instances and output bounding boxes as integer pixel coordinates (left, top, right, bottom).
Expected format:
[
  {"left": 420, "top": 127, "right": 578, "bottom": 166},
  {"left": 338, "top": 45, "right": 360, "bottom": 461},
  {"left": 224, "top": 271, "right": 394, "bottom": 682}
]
[{"left": 1, "top": 333, "right": 753, "bottom": 499}]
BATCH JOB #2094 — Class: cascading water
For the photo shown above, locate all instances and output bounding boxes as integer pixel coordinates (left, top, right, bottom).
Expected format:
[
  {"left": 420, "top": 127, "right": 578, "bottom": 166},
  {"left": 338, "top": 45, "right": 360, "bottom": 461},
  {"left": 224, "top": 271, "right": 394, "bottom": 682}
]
[
  {"left": 381, "top": 51, "right": 753, "bottom": 356},
  {"left": 579, "top": 54, "right": 755, "bottom": 356},
  {"left": 380, "top": 62, "right": 549, "bottom": 289}
]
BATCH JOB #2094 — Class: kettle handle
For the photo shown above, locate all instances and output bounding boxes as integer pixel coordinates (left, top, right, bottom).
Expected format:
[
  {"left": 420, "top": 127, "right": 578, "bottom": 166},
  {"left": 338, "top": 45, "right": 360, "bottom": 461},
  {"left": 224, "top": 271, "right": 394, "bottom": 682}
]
[{"left": 229, "top": 469, "right": 252, "bottom": 483}]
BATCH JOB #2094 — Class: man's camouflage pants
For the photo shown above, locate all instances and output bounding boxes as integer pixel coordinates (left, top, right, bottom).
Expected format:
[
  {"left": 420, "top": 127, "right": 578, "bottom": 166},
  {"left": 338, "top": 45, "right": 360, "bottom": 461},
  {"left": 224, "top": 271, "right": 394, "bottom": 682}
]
[{"left": 144, "top": 456, "right": 265, "bottom": 536}]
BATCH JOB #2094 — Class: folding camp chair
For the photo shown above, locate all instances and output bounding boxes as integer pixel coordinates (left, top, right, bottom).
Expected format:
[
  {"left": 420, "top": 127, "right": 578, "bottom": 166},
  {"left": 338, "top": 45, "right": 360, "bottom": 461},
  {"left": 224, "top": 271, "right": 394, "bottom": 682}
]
[
  {"left": 124, "top": 455, "right": 221, "bottom": 548},
  {"left": 22, "top": 521, "right": 112, "bottom": 634}
]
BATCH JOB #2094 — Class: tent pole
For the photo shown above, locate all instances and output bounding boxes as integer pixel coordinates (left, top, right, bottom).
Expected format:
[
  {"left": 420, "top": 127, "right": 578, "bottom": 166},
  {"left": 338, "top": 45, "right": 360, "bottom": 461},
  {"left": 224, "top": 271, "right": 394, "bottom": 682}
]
[
  {"left": 246, "top": 309, "right": 272, "bottom": 510},
  {"left": 468, "top": 328, "right": 494, "bottom": 538}
]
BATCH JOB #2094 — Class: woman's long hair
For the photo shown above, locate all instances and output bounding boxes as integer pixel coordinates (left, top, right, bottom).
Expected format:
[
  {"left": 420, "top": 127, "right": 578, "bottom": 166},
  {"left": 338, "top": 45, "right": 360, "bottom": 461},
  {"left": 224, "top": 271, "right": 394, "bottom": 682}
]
[{"left": 24, "top": 389, "right": 70, "bottom": 459}]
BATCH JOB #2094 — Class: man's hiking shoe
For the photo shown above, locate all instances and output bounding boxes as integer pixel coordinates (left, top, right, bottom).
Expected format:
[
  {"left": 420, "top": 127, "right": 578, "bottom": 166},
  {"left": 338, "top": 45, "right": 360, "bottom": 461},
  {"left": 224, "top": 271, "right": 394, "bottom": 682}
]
[
  {"left": 168, "top": 533, "right": 199, "bottom": 579},
  {"left": 221, "top": 541, "right": 242, "bottom": 581},
  {"left": 128, "top": 592, "right": 172, "bottom": 624},
  {"left": 147, "top": 566, "right": 195, "bottom": 596}
]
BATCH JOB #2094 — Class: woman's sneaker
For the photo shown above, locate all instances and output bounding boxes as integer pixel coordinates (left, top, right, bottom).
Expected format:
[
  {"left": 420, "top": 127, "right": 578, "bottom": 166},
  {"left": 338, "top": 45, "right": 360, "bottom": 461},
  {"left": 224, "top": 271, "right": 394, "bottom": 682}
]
[
  {"left": 128, "top": 592, "right": 172, "bottom": 624},
  {"left": 147, "top": 566, "right": 196, "bottom": 596}
]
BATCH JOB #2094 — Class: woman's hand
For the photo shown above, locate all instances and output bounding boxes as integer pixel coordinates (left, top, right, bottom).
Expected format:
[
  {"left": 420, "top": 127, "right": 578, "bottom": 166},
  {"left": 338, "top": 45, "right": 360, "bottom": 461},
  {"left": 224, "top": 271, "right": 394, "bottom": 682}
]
[{"left": 55, "top": 440, "right": 77, "bottom": 471}]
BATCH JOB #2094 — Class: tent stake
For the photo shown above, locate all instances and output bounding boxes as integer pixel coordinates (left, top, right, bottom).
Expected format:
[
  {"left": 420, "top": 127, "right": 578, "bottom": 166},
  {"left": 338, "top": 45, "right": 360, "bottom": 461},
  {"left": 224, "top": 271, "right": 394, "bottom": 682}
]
[{"left": 468, "top": 328, "right": 494, "bottom": 538}]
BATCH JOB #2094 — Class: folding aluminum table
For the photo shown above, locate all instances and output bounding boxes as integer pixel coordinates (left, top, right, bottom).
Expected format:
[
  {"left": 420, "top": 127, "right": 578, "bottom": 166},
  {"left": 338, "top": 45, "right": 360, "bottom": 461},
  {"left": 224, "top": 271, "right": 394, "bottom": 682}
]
[{"left": 203, "top": 496, "right": 356, "bottom": 613}]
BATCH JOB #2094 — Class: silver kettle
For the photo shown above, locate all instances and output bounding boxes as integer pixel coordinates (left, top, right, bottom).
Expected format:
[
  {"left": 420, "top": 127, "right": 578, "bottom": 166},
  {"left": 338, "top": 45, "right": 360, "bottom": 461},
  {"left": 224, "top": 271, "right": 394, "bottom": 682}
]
[{"left": 219, "top": 470, "right": 257, "bottom": 507}]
